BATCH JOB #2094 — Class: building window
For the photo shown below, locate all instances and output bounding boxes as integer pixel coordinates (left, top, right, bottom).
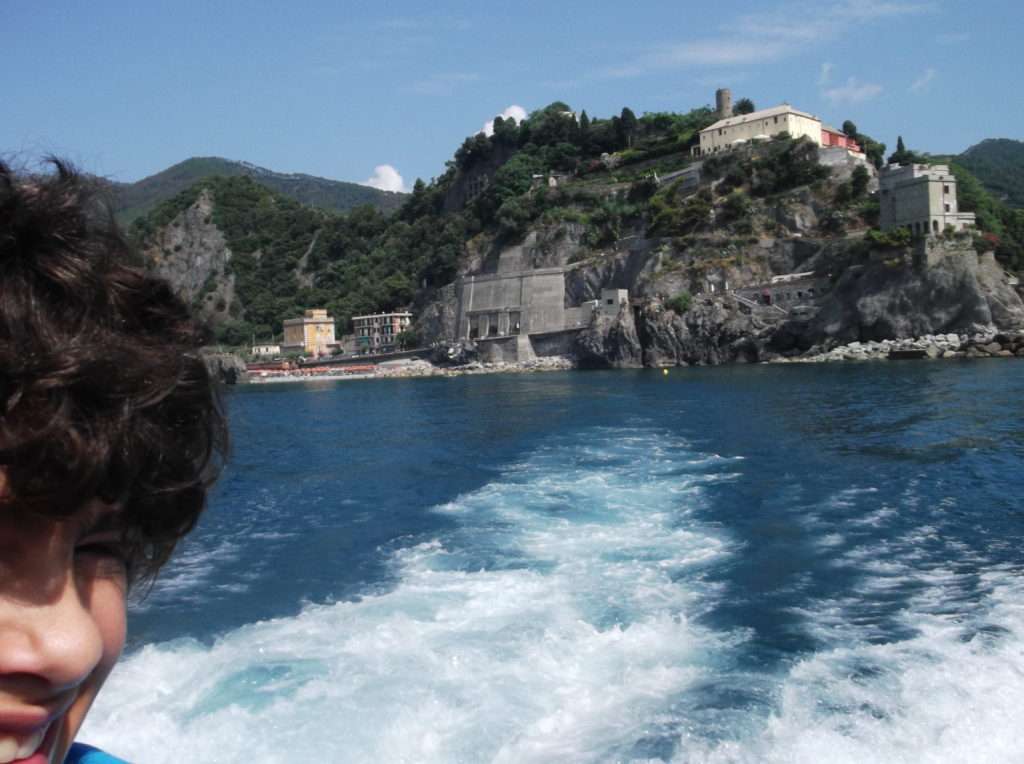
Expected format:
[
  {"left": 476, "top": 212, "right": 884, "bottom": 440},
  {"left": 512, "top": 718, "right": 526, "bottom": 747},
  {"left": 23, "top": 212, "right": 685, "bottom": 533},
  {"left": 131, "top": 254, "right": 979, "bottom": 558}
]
[
  {"left": 944, "top": 203, "right": 951, "bottom": 213},
  {"left": 774, "top": 116, "right": 778, "bottom": 124},
  {"left": 933, "top": 220, "right": 940, "bottom": 233},
  {"left": 943, "top": 185, "right": 950, "bottom": 194}
]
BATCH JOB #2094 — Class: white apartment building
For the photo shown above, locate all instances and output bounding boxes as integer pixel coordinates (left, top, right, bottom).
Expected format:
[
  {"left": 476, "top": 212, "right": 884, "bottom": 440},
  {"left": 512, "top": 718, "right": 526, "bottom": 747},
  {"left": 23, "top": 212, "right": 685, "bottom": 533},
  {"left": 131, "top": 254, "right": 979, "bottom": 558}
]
[{"left": 878, "top": 164, "right": 976, "bottom": 235}]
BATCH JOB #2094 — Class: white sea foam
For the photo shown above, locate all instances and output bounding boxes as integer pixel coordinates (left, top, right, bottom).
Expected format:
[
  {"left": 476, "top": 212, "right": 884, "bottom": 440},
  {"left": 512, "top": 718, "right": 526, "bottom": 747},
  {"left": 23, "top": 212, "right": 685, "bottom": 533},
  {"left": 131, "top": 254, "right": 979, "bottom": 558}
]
[
  {"left": 84, "top": 428, "right": 742, "bottom": 763},
  {"left": 84, "top": 428, "right": 1024, "bottom": 763},
  {"left": 677, "top": 573, "right": 1024, "bottom": 764},
  {"left": 680, "top": 477, "right": 1024, "bottom": 764}
]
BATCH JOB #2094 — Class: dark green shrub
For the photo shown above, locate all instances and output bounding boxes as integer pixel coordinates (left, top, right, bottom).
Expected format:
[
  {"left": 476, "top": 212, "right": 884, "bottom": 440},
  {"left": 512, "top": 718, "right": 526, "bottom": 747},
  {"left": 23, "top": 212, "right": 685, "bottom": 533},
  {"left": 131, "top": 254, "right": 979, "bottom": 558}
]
[
  {"left": 665, "top": 291, "right": 692, "bottom": 314},
  {"left": 721, "top": 190, "right": 751, "bottom": 223},
  {"left": 866, "top": 227, "right": 912, "bottom": 249}
]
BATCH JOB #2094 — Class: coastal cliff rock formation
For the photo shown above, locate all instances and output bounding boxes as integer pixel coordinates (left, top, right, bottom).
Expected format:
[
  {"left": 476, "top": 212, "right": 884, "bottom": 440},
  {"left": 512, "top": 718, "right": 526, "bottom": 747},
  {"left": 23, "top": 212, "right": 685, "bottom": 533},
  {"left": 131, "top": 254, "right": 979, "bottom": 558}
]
[
  {"left": 575, "top": 303, "right": 643, "bottom": 368},
  {"left": 142, "top": 190, "right": 240, "bottom": 326},
  {"left": 773, "top": 243, "right": 1024, "bottom": 353},
  {"left": 202, "top": 351, "right": 249, "bottom": 385},
  {"left": 637, "top": 297, "right": 769, "bottom": 366},
  {"left": 128, "top": 116, "right": 1023, "bottom": 369}
]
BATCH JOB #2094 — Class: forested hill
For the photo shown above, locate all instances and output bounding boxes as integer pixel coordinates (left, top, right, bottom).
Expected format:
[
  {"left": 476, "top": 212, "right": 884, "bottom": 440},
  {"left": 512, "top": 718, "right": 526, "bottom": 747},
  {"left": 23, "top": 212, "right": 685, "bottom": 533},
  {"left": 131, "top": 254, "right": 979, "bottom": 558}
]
[
  {"left": 112, "top": 157, "right": 406, "bottom": 224},
  {"left": 957, "top": 139, "right": 1024, "bottom": 209},
  {"left": 133, "top": 100, "right": 1024, "bottom": 348}
]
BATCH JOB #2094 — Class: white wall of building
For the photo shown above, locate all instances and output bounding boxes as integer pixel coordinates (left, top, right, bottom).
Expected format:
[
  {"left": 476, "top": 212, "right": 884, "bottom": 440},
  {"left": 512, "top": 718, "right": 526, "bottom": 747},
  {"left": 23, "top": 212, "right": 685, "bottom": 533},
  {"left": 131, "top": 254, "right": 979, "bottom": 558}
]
[{"left": 698, "top": 105, "right": 822, "bottom": 155}]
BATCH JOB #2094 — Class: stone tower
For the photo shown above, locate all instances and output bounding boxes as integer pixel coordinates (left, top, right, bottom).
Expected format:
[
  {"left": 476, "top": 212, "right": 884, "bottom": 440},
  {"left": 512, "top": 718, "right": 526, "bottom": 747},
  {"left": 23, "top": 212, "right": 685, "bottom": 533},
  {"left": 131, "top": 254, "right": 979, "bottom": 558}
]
[{"left": 715, "top": 88, "right": 733, "bottom": 119}]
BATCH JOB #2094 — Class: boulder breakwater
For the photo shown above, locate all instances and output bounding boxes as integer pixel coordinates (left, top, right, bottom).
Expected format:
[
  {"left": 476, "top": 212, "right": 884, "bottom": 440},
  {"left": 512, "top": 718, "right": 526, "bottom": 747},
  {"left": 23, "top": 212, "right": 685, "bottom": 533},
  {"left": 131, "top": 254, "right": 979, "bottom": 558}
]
[{"left": 783, "top": 331, "right": 1024, "bottom": 363}]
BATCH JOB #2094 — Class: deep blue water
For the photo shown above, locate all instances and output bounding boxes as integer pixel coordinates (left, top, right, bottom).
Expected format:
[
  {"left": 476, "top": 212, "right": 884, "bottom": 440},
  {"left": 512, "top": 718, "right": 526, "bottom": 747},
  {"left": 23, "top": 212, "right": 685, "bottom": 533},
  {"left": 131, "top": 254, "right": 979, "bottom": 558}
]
[{"left": 85, "top": 361, "right": 1024, "bottom": 763}]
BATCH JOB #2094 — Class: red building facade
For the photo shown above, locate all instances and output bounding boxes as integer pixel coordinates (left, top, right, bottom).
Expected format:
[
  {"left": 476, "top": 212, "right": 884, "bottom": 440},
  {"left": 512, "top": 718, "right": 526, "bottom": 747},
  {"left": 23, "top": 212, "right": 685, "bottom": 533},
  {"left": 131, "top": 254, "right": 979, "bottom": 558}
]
[{"left": 821, "top": 127, "right": 862, "bottom": 153}]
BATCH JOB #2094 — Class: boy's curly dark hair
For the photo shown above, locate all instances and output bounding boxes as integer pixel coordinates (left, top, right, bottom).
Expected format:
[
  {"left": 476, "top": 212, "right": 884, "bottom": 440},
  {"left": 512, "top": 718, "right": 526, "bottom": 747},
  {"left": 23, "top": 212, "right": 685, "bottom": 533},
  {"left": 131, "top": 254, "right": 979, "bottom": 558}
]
[{"left": 0, "top": 159, "right": 228, "bottom": 583}]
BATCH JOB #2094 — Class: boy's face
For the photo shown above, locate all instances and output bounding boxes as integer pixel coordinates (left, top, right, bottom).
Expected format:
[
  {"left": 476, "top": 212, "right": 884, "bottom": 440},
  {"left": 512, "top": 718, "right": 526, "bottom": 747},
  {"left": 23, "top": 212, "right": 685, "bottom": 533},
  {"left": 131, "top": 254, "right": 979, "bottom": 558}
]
[{"left": 0, "top": 477, "right": 127, "bottom": 764}]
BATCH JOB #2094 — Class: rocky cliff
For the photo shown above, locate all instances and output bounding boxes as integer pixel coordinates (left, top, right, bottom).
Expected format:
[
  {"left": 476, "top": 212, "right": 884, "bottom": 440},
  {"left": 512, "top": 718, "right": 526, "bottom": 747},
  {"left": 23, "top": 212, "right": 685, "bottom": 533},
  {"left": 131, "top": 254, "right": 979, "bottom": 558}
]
[
  {"left": 635, "top": 296, "right": 771, "bottom": 366},
  {"left": 426, "top": 218, "right": 1024, "bottom": 369},
  {"left": 142, "top": 190, "right": 241, "bottom": 326},
  {"left": 773, "top": 241, "right": 1024, "bottom": 354}
]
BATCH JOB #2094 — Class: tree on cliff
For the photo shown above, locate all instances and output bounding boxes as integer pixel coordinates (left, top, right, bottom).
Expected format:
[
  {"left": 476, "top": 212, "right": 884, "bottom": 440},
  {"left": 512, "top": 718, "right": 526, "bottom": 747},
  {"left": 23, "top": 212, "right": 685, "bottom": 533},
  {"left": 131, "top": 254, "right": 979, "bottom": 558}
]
[
  {"left": 618, "top": 108, "right": 638, "bottom": 148},
  {"left": 578, "top": 110, "right": 591, "bottom": 150},
  {"left": 888, "top": 136, "right": 922, "bottom": 166},
  {"left": 840, "top": 119, "right": 886, "bottom": 168}
]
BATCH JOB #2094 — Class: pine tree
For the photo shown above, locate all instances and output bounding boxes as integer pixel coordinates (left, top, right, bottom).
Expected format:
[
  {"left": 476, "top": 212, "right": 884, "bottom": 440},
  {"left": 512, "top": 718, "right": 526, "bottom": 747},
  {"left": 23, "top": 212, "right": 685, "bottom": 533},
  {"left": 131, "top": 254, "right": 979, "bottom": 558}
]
[
  {"left": 619, "top": 107, "right": 638, "bottom": 148},
  {"left": 577, "top": 110, "right": 591, "bottom": 150}
]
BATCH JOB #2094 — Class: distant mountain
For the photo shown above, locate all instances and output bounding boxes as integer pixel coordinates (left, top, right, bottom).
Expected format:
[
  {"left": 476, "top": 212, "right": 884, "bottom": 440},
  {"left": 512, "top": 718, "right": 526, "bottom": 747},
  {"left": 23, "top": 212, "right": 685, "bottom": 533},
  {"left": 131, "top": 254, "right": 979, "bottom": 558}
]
[
  {"left": 111, "top": 157, "right": 406, "bottom": 224},
  {"left": 956, "top": 139, "right": 1024, "bottom": 209}
]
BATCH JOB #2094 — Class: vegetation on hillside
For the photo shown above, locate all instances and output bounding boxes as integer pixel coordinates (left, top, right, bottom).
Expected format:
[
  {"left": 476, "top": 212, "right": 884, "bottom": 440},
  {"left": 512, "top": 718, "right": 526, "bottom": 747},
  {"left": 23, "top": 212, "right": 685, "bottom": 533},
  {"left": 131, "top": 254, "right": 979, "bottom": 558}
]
[
  {"left": 840, "top": 120, "right": 886, "bottom": 169},
  {"left": 113, "top": 156, "right": 405, "bottom": 225},
  {"left": 895, "top": 137, "right": 1024, "bottom": 271},
  {"left": 951, "top": 162, "right": 1024, "bottom": 269},
  {"left": 956, "top": 138, "right": 1024, "bottom": 209},
  {"left": 135, "top": 100, "right": 1021, "bottom": 349},
  {"left": 133, "top": 175, "right": 463, "bottom": 345}
]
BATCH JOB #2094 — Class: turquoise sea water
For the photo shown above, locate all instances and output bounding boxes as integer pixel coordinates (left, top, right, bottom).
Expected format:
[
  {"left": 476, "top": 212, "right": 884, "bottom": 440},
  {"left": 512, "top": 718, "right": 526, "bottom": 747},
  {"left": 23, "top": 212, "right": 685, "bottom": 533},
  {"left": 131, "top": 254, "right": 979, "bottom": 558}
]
[{"left": 84, "top": 361, "right": 1024, "bottom": 762}]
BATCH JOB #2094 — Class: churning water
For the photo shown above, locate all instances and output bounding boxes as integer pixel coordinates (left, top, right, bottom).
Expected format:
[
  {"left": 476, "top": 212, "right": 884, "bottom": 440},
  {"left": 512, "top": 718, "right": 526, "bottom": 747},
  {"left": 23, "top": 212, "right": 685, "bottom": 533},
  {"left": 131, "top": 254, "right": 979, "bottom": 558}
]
[{"left": 83, "top": 362, "right": 1024, "bottom": 762}]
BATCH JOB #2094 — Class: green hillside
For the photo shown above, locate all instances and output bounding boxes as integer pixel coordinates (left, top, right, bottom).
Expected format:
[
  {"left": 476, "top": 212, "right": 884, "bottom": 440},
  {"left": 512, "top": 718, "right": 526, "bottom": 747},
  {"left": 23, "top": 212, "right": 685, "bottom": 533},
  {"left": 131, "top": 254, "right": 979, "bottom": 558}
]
[
  {"left": 956, "top": 138, "right": 1024, "bottom": 208},
  {"left": 132, "top": 173, "right": 464, "bottom": 345},
  {"left": 113, "top": 157, "right": 405, "bottom": 224},
  {"left": 136, "top": 100, "right": 1024, "bottom": 348},
  {"left": 135, "top": 102, "right": 726, "bottom": 343}
]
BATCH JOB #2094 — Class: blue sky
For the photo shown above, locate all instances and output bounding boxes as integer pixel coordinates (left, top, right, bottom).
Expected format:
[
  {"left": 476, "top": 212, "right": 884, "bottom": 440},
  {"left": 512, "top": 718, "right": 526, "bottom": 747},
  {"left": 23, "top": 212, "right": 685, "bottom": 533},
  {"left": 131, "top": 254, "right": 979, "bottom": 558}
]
[{"left": 3, "top": 1, "right": 1020, "bottom": 191}]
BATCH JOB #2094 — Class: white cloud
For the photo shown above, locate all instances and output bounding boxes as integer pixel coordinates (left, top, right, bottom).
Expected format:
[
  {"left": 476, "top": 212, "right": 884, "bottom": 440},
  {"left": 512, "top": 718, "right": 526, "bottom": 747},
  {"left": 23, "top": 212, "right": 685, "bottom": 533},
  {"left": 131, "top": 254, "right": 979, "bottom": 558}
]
[
  {"left": 604, "top": 0, "right": 933, "bottom": 78},
  {"left": 605, "top": 39, "right": 787, "bottom": 77},
  {"left": 823, "top": 77, "right": 884, "bottom": 104},
  {"left": 362, "top": 164, "right": 406, "bottom": 193},
  {"left": 910, "top": 67, "right": 937, "bottom": 92},
  {"left": 481, "top": 105, "right": 528, "bottom": 136},
  {"left": 819, "top": 62, "right": 834, "bottom": 86},
  {"left": 411, "top": 72, "right": 480, "bottom": 96}
]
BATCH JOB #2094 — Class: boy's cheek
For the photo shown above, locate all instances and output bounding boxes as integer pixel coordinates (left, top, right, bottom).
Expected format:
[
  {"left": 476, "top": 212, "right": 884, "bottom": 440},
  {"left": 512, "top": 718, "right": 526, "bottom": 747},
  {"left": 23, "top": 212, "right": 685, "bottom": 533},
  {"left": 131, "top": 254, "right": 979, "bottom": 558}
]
[{"left": 57, "top": 578, "right": 127, "bottom": 763}]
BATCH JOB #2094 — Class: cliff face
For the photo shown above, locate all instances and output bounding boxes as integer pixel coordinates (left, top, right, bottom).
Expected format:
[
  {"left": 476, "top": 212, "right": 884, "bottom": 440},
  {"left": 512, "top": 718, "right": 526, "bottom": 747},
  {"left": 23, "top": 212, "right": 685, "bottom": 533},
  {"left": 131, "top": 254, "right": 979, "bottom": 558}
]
[
  {"left": 429, "top": 222, "right": 1024, "bottom": 368},
  {"left": 637, "top": 297, "right": 770, "bottom": 366},
  {"left": 774, "top": 243, "right": 1024, "bottom": 352},
  {"left": 574, "top": 303, "right": 643, "bottom": 368},
  {"left": 142, "top": 190, "right": 240, "bottom": 325}
]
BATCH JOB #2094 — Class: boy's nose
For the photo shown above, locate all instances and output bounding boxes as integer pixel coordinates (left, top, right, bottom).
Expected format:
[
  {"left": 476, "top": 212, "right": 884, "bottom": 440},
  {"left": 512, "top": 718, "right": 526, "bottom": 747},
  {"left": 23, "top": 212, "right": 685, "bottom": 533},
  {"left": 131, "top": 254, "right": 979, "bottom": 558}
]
[{"left": 0, "top": 570, "right": 104, "bottom": 692}]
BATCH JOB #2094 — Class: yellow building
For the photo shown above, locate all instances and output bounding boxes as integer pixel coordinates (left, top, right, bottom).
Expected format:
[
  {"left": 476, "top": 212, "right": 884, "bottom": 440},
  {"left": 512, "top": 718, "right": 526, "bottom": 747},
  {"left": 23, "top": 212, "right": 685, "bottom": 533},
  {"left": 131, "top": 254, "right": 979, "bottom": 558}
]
[
  {"left": 696, "top": 104, "right": 823, "bottom": 156},
  {"left": 282, "top": 309, "right": 338, "bottom": 356}
]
